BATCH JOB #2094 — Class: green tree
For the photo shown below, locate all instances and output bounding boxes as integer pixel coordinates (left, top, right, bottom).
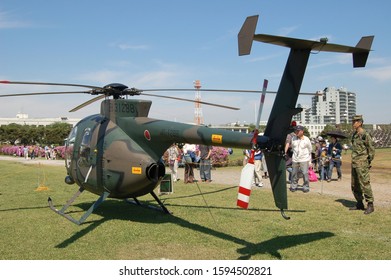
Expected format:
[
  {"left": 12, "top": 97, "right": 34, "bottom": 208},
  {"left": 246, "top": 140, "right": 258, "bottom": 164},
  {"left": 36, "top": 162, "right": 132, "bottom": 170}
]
[
  {"left": 0, "top": 126, "right": 6, "bottom": 143},
  {"left": 4, "top": 123, "right": 23, "bottom": 145},
  {"left": 45, "top": 122, "right": 72, "bottom": 145},
  {"left": 0, "top": 123, "right": 72, "bottom": 145}
]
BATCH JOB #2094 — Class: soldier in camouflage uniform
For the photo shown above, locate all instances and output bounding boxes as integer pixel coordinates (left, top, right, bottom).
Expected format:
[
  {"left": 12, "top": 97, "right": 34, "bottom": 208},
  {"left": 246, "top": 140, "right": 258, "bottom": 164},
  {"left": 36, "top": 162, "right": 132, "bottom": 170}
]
[{"left": 350, "top": 115, "right": 375, "bottom": 214}]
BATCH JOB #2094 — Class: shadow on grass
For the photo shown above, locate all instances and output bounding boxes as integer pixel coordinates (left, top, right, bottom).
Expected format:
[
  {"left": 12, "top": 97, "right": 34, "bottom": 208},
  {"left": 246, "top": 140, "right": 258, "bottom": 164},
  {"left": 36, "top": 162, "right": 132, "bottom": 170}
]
[
  {"left": 237, "top": 232, "right": 335, "bottom": 260},
  {"left": 163, "top": 202, "right": 306, "bottom": 216},
  {"left": 162, "top": 185, "right": 238, "bottom": 200},
  {"left": 0, "top": 205, "right": 49, "bottom": 212},
  {"left": 54, "top": 199, "right": 333, "bottom": 260},
  {"left": 335, "top": 198, "right": 357, "bottom": 209}
]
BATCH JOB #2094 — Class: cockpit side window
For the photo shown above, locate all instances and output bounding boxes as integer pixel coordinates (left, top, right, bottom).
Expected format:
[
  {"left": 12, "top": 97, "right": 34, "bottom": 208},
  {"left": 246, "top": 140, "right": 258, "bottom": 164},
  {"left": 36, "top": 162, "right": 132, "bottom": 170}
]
[
  {"left": 65, "top": 126, "right": 78, "bottom": 169},
  {"left": 79, "top": 128, "right": 92, "bottom": 163},
  {"left": 67, "top": 126, "right": 77, "bottom": 145}
]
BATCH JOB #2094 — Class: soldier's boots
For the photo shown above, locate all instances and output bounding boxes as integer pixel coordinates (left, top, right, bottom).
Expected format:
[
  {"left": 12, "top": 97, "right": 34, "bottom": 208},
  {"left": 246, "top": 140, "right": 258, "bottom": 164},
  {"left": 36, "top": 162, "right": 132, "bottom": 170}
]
[
  {"left": 349, "top": 202, "right": 365, "bottom": 211},
  {"left": 364, "top": 202, "right": 374, "bottom": 215}
]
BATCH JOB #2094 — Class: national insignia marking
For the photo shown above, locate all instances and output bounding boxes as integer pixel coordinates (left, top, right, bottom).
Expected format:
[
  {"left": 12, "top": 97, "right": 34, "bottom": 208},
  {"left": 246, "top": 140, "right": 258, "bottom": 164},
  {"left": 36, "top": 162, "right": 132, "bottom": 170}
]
[{"left": 144, "top": 130, "right": 151, "bottom": 141}]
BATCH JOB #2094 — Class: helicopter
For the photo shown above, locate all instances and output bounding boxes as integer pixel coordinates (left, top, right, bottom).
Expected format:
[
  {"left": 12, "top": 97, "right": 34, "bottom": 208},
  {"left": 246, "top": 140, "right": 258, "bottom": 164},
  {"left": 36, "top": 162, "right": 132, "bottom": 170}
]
[{"left": 0, "top": 15, "right": 373, "bottom": 225}]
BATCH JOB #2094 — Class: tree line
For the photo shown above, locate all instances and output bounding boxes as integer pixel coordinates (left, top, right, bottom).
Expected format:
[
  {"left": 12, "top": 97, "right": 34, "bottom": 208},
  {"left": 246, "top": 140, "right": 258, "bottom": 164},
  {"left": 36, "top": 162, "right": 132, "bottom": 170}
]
[{"left": 0, "top": 122, "right": 72, "bottom": 146}]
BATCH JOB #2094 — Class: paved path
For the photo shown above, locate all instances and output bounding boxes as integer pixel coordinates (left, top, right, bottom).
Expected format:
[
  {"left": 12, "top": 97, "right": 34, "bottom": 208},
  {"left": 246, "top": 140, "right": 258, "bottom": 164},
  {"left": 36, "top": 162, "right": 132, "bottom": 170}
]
[
  {"left": 187, "top": 165, "right": 391, "bottom": 207},
  {"left": 0, "top": 155, "right": 65, "bottom": 166}
]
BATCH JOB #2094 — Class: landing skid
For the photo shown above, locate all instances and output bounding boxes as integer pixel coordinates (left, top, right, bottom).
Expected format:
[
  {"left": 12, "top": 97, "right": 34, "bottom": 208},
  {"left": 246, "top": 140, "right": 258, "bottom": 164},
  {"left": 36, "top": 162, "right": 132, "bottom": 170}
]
[
  {"left": 126, "top": 191, "right": 172, "bottom": 214},
  {"left": 48, "top": 187, "right": 110, "bottom": 225}
]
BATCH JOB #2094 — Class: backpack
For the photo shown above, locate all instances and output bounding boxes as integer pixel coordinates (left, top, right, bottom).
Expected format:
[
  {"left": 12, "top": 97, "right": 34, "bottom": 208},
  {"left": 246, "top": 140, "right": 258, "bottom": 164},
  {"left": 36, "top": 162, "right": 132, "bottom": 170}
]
[{"left": 308, "top": 167, "right": 318, "bottom": 182}]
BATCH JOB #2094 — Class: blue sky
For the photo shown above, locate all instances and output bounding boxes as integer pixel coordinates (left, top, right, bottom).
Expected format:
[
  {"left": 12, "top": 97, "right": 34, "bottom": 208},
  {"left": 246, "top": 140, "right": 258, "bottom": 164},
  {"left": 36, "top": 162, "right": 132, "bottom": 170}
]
[{"left": 1, "top": 0, "right": 390, "bottom": 125}]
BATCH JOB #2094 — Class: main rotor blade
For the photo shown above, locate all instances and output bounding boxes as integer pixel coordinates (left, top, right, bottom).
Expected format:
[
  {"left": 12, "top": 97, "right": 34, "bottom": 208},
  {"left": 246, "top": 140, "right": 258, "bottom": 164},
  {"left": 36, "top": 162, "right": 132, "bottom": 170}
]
[
  {"left": 69, "top": 95, "right": 106, "bottom": 112},
  {"left": 0, "top": 80, "right": 102, "bottom": 90},
  {"left": 140, "top": 92, "right": 240, "bottom": 110},
  {"left": 0, "top": 91, "right": 90, "bottom": 97},
  {"left": 141, "top": 88, "right": 318, "bottom": 96}
]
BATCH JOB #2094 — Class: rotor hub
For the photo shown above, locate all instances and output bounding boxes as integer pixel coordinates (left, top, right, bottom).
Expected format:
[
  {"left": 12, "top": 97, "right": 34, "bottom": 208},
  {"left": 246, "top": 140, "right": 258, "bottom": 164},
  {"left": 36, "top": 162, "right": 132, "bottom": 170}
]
[{"left": 103, "top": 83, "right": 129, "bottom": 99}]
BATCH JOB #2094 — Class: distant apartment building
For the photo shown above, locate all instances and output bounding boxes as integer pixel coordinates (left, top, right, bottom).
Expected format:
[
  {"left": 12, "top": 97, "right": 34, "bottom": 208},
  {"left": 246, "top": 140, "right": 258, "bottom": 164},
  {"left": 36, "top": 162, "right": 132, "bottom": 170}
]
[
  {"left": 292, "top": 103, "right": 311, "bottom": 124},
  {"left": 292, "top": 86, "right": 357, "bottom": 138},
  {"left": 310, "top": 86, "right": 356, "bottom": 124}
]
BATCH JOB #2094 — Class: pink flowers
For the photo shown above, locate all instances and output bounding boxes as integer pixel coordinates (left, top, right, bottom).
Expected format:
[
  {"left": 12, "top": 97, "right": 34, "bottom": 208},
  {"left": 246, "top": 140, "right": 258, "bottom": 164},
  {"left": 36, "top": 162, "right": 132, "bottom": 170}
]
[
  {"left": 210, "top": 146, "right": 230, "bottom": 167},
  {"left": 1, "top": 145, "right": 66, "bottom": 159}
]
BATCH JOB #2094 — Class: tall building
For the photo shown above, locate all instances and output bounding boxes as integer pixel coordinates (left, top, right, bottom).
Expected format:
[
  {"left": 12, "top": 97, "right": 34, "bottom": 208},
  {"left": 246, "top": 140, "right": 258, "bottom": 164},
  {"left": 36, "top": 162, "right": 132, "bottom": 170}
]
[
  {"left": 292, "top": 103, "right": 311, "bottom": 124},
  {"left": 310, "top": 86, "right": 356, "bottom": 124},
  {"left": 290, "top": 86, "right": 357, "bottom": 138}
]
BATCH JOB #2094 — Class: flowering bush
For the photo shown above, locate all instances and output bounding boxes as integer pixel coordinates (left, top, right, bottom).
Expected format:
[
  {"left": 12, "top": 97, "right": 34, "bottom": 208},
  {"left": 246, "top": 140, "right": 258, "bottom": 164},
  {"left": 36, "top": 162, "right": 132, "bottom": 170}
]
[
  {"left": 54, "top": 146, "right": 66, "bottom": 159},
  {"left": 0, "top": 145, "right": 66, "bottom": 159},
  {"left": 210, "top": 146, "right": 230, "bottom": 167},
  {"left": 1, "top": 145, "right": 23, "bottom": 157}
]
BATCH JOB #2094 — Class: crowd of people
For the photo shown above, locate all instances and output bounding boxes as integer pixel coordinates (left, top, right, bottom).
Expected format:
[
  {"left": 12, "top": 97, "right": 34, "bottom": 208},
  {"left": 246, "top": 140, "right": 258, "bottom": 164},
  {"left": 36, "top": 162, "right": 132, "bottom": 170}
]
[
  {"left": 164, "top": 143, "right": 230, "bottom": 185},
  {"left": 162, "top": 114, "right": 377, "bottom": 215},
  {"left": 283, "top": 114, "right": 375, "bottom": 214},
  {"left": 285, "top": 125, "right": 346, "bottom": 190},
  {"left": 165, "top": 142, "right": 270, "bottom": 190},
  {"left": 313, "top": 135, "right": 343, "bottom": 182}
]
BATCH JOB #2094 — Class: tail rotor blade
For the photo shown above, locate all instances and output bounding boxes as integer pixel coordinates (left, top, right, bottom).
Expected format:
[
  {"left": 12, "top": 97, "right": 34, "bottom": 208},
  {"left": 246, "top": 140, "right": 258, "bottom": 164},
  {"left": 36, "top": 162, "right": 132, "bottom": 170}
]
[
  {"left": 255, "top": 79, "right": 268, "bottom": 130},
  {"left": 237, "top": 163, "right": 255, "bottom": 209}
]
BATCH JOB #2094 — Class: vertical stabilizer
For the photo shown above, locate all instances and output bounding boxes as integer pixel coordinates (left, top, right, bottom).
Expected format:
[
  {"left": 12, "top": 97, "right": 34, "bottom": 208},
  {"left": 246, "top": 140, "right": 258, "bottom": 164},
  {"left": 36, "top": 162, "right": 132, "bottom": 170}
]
[
  {"left": 238, "top": 15, "right": 259, "bottom": 56},
  {"left": 353, "top": 36, "right": 374, "bottom": 67}
]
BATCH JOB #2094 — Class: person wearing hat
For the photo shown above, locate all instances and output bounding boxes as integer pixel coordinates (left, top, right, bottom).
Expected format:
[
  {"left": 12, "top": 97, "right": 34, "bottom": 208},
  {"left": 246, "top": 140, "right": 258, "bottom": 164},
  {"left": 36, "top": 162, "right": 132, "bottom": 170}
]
[
  {"left": 350, "top": 115, "right": 375, "bottom": 214},
  {"left": 289, "top": 125, "right": 312, "bottom": 193}
]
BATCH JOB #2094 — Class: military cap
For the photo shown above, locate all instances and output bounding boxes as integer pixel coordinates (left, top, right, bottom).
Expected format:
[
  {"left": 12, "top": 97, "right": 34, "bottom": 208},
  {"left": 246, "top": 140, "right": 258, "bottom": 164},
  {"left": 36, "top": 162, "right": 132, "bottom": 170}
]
[{"left": 352, "top": 115, "right": 363, "bottom": 122}]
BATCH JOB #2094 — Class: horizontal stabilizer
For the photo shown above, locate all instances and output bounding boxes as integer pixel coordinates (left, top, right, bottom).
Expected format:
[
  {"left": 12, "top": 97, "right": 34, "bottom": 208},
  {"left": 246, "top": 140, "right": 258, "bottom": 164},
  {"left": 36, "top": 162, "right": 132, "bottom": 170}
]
[
  {"left": 241, "top": 14, "right": 374, "bottom": 68},
  {"left": 253, "top": 34, "right": 373, "bottom": 53}
]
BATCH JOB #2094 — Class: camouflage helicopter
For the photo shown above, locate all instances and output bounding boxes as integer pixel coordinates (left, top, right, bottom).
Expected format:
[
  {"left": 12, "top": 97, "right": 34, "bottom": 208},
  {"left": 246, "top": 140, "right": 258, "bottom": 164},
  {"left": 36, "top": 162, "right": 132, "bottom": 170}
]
[{"left": 0, "top": 15, "right": 373, "bottom": 225}]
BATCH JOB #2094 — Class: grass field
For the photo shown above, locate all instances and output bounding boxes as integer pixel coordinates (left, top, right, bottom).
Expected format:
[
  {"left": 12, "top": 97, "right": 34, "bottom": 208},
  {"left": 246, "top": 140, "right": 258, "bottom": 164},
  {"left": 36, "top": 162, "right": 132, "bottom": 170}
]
[{"left": 0, "top": 154, "right": 391, "bottom": 260}]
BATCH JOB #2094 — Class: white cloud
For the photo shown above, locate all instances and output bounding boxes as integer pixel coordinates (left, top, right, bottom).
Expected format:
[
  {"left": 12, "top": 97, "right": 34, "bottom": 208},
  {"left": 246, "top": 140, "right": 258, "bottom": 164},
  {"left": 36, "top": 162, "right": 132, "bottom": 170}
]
[
  {"left": 278, "top": 25, "right": 300, "bottom": 36},
  {"left": 117, "top": 43, "right": 150, "bottom": 50},
  {"left": 247, "top": 52, "right": 283, "bottom": 63},
  {"left": 0, "top": 10, "right": 31, "bottom": 29},
  {"left": 109, "top": 42, "right": 150, "bottom": 50},
  {"left": 357, "top": 66, "right": 391, "bottom": 82}
]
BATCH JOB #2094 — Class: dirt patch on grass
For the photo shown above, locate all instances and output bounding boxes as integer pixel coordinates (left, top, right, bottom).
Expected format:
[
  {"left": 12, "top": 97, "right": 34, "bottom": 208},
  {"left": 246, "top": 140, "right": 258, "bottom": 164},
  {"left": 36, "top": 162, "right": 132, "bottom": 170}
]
[{"left": 207, "top": 158, "right": 391, "bottom": 208}]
